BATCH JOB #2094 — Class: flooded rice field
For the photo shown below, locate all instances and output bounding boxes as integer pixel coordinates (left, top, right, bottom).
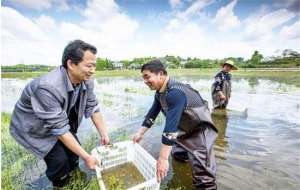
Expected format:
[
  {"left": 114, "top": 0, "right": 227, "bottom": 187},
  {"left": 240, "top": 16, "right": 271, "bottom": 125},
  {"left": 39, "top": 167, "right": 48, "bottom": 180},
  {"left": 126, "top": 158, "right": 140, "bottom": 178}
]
[{"left": 1, "top": 73, "right": 300, "bottom": 189}]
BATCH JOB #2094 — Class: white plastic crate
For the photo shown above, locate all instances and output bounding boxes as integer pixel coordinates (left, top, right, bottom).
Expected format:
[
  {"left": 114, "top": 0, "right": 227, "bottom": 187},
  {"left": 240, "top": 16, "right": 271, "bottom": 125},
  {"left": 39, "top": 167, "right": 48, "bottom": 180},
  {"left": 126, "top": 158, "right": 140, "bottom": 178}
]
[{"left": 91, "top": 141, "right": 160, "bottom": 190}]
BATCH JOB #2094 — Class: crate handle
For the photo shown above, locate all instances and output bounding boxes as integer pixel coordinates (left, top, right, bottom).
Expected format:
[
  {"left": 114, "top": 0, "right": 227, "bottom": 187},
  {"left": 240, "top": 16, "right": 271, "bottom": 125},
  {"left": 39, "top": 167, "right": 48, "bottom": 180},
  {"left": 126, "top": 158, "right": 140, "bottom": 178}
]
[
  {"left": 95, "top": 166, "right": 106, "bottom": 190},
  {"left": 105, "top": 143, "right": 114, "bottom": 148}
]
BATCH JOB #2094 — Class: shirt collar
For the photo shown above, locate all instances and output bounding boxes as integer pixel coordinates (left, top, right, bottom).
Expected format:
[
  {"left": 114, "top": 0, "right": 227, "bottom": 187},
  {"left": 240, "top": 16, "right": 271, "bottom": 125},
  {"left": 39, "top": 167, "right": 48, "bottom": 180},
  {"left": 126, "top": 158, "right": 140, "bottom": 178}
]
[
  {"left": 159, "top": 75, "right": 170, "bottom": 93},
  {"left": 61, "top": 66, "right": 86, "bottom": 92},
  {"left": 60, "top": 66, "right": 74, "bottom": 92}
]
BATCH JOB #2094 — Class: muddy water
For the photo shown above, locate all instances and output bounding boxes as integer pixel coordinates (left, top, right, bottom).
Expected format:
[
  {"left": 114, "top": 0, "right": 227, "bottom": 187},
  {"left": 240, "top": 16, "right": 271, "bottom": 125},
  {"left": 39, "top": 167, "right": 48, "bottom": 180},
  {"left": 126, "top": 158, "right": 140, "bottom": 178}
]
[
  {"left": 1, "top": 74, "right": 300, "bottom": 189},
  {"left": 102, "top": 162, "right": 145, "bottom": 189}
]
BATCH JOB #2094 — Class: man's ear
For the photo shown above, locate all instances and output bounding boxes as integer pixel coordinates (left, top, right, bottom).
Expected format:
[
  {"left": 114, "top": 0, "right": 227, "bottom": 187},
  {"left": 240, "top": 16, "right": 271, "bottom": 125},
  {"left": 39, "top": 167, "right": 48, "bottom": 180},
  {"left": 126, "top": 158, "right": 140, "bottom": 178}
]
[
  {"left": 158, "top": 71, "right": 164, "bottom": 80},
  {"left": 67, "top": 60, "right": 74, "bottom": 71}
]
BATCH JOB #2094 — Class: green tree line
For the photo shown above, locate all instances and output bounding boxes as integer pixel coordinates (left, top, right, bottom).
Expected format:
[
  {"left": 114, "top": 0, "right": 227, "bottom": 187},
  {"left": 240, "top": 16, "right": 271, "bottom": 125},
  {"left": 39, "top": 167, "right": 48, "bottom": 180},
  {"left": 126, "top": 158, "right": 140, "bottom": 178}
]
[{"left": 2, "top": 49, "right": 299, "bottom": 72}]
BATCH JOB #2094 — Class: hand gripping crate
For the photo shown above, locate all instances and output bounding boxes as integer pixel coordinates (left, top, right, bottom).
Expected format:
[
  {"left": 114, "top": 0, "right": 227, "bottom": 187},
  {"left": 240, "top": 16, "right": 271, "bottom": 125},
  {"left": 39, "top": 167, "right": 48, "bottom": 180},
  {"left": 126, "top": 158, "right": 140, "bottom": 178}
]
[{"left": 91, "top": 141, "right": 160, "bottom": 190}]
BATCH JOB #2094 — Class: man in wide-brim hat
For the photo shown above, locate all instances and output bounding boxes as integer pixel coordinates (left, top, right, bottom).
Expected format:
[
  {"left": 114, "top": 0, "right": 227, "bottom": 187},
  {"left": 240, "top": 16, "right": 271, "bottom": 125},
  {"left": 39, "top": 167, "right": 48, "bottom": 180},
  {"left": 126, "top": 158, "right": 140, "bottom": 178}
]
[
  {"left": 211, "top": 60, "right": 238, "bottom": 109},
  {"left": 221, "top": 60, "right": 238, "bottom": 70}
]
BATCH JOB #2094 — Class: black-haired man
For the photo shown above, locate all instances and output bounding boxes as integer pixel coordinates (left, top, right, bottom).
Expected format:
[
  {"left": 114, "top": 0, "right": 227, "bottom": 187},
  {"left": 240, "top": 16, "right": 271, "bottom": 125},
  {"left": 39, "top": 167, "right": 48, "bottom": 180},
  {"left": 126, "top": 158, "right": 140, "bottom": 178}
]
[
  {"left": 10, "top": 40, "right": 110, "bottom": 187},
  {"left": 133, "top": 59, "right": 218, "bottom": 189}
]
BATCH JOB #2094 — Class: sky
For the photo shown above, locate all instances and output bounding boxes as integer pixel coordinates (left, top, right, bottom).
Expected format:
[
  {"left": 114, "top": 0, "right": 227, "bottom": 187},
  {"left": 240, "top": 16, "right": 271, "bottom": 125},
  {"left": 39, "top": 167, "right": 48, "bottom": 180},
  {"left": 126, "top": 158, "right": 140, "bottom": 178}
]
[{"left": 1, "top": 0, "right": 300, "bottom": 66}]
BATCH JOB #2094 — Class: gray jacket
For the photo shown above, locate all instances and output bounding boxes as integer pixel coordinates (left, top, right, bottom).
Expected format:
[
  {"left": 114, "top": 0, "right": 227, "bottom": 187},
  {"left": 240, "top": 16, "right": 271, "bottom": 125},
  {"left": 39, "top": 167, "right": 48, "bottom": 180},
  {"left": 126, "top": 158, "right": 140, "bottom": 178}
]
[{"left": 9, "top": 66, "right": 99, "bottom": 158}]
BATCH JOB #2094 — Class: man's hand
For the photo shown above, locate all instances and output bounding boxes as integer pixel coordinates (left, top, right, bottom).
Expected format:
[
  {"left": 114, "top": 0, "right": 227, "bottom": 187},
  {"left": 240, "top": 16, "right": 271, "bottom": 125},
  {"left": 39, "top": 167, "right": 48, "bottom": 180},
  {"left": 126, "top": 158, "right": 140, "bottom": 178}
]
[
  {"left": 91, "top": 112, "right": 110, "bottom": 145},
  {"left": 59, "top": 132, "right": 99, "bottom": 171},
  {"left": 83, "top": 155, "right": 99, "bottom": 170},
  {"left": 132, "top": 131, "right": 143, "bottom": 143},
  {"left": 218, "top": 91, "right": 227, "bottom": 100},
  {"left": 219, "top": 94, "right": 226, "bottom": 100},
  {"left": 156, "top": 157, "right": 169, "bottom": 183},
  {"left": 101, "top": 133, "right": 110, "bottom": 145},
  {"left": 132, "top": 126, "right": 149, "bottom": 143}
]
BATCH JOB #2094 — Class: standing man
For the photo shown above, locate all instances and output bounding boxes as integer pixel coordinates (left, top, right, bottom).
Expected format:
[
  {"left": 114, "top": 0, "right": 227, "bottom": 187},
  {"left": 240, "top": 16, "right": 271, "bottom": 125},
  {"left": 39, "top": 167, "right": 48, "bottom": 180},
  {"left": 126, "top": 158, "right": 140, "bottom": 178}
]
[
  {"left": 10, "top": 40, "right": 110, "bottom": 187},
  {"left": 211, "top": 60, "right": 238, "bottom": 109},
  {"left": 133, "top": 60, "right": 218, "bottom": 189}
]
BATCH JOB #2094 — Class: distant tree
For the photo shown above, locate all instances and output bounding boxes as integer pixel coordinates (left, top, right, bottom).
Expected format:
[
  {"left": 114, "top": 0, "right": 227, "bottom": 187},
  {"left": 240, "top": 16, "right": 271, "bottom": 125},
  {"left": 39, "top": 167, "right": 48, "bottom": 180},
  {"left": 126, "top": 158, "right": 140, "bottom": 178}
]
[
  {"left": 250, "top": 50, "right": 263, "bottom": 65},
  {"left": 105, "top": 58, "right": 113, "bottom": 70},
  {"left": 165, "top": 55, "right": 180, "bottom": 68},
  {"left": 96, "top": 58, "right": 107, "bottom": 70},
  {"left": 95, "top": 58, "right": 113, "bottom": 70},
  {"left": 1, "top": 64, "right": 54, "bottom": 72},
  {"left": 282, "top": 49, "right": 300, "bottom": 58},
  {"left": 121, "top": 60, "right": 130, "bottom": 69}
]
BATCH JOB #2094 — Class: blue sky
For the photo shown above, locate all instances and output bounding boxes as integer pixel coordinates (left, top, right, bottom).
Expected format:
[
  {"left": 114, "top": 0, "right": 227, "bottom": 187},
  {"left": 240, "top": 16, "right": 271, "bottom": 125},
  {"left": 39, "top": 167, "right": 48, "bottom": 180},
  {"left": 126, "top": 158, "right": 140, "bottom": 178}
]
[{"left": 1, "top": 0, "right": 300, "bottom": 66}]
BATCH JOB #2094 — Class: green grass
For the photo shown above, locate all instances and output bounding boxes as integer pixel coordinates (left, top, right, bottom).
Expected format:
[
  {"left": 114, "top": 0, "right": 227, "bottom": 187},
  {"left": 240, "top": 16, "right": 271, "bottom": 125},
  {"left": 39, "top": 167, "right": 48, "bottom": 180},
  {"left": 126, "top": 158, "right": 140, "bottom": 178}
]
[
  {"left": 1, "top": 113, "right": 102, "bottom": 190},
  {"left": 1, "top": 112, "right": 37, "bottom": 190},
  {"left": 2, "top": 68, "right": 300, "bottom": 78},
  {"left": 60, "top": 168, "right": 100, "bottom": 190},
  {"left": 1, "top": 113, "right": 134, "bottom": 189}
]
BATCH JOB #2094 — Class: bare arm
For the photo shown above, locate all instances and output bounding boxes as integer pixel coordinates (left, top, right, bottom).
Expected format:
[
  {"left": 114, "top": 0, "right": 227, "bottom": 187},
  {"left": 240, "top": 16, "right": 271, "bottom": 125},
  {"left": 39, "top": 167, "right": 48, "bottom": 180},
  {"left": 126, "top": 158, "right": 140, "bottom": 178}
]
[
  {"left": 159, "top": 144, "right": 172, "bottom": 160},
  {"left": 156, "top": 144, "right": 172, "bottom": 182},
  {"left": 91, "top": 112, "right": 110, "bottom": 145},
  {"left": 58, "top": 132, "right": 98, "bottom": 170}
]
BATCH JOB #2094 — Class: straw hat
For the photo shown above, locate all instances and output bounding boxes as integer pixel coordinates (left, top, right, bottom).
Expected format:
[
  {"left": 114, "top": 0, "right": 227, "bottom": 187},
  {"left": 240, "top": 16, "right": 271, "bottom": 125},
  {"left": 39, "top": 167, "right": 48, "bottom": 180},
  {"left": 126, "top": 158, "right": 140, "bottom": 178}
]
[{"left": 221, "top": 60, "right": 238, "bottom": 70}]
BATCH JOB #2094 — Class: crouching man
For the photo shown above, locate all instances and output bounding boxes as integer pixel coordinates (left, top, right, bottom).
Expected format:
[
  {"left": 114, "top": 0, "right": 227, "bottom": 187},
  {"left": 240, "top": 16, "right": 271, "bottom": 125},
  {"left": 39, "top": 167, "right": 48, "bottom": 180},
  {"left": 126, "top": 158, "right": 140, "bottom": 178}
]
[{"left": 10, "top": 40, "right": 110, "bottom": 188}]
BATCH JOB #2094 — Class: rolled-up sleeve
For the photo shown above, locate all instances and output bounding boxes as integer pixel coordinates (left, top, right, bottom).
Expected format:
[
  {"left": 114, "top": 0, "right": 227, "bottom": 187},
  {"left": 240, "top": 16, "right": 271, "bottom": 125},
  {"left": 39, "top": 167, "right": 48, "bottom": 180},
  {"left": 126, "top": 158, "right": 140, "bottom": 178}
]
[
  {"left": 31, "top": 87, "right": 70, "bottom": 136},
  {"left": 84, "top": 81, "right": 100, "bottom": 118},
  {"left": 142, "top": 94, "right": 161, "bottom": 128}
]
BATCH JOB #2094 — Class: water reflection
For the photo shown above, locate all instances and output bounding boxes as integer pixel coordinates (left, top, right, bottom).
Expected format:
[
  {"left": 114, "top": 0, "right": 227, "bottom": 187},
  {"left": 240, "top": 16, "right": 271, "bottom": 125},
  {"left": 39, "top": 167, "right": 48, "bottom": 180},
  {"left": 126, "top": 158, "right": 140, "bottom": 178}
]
[
  {"left": 248, "top": 77, "right": 259, "bottom": 87},
  {"left": 163, "top": 159, "right": 193, "bottom": 190},
  {"left": 211, "top": 108, "right": 229, "bottom": 160}
]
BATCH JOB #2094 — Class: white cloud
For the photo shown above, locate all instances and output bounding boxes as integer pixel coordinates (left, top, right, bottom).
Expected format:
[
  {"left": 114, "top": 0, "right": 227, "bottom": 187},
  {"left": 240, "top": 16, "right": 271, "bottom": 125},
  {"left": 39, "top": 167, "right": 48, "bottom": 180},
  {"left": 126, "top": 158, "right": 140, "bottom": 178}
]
[
  {"left": 82, "top": 0, "right": 138, "bottom": 40},
  {"left": 244, "top": 8, "right": 296, "bottom": 40},
  {"left": 280, "top": 21, "right": 300, "bottom": 39},
  {"left": 166, "top": 18, "right": 182, "bottom": 30},
  {"left": 2, "top": 7, "right": 47, "bottom": 41},
  {"left": 1, "top": 0, "right": 299, "bottom": 66},
  {"left": 7, "top": 0, "right": 52, "bottom": 10},
  {"left": 1, "top": 7, "right": 63, "bottom": 66},
  {"left": 83, "top": 0, "right": 119, "bottom": 21},
  {"left": 166, "top": 0, "right": 213, "bottom": 32},
  {"left": 274, "top": 0, "right": 300, "bottom": 13},
  {"left": 79, "top": 0, "right": 139, "bottom": 58},
  {"left": 160, "top": 19, "right": 257, "bottom": 59},
  {"left": 1, "top": 1, "right": 140, "bottom": 65},
  {"left": 177, "top": 0, "right": 214, "bottom": 20},
  {"left": 169, "top": 0, "right": 181, "bottom": 9},
  {"left": 214, "top": 0, "right": 240, "bottom": 31},
  {"left": 35, "top": 15, "right": 57, "bottom": 32},
  {"left": 7, "top": 0, "right": 70, "bottom": 10},
  {"left": 56, "top": 0, "right": 70, "bottom": 11}
]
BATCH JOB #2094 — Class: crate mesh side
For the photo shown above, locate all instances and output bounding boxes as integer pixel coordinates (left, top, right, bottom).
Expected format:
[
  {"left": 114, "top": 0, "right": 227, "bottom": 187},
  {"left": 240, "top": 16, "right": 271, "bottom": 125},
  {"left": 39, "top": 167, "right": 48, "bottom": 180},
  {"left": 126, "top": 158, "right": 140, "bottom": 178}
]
[
  {"left": 92, "top": 141, "right": 159, "bottom": 190},
  {"left": 133, "top": 144, "right": 157, "bottom": 180},
  {"left": 96, "top": 143, "right": 129, "bottom": 170}
]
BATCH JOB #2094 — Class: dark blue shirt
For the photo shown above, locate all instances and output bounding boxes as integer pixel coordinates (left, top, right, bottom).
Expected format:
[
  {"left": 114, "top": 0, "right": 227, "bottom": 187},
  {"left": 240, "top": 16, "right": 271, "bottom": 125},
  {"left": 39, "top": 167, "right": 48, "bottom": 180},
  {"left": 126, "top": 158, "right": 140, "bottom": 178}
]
[{"left": 142, "top": 88, "right": 187, "bottom": 145}]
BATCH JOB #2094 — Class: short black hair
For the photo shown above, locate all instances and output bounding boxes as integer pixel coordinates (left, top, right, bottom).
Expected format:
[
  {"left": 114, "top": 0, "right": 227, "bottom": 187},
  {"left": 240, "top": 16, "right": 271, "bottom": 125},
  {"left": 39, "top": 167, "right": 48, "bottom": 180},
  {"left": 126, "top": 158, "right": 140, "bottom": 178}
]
[
  {"left": 62, "top": 40, "right": 97, "bottom": 68},
  {"left": 141, "top": 59, "right": 167, "bottom": 75}
]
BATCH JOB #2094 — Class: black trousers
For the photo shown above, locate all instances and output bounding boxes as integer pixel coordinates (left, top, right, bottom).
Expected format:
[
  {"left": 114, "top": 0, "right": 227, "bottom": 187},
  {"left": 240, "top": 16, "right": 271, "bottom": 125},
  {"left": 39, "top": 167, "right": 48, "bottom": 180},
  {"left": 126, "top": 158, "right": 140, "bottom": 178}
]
[
  {"left": 44, "top": 100, "right": 81, "bottom": 187},
  {"left": 44, "top": 135, "right": 79, "bottom": 187},
  {"left": 172, "top": 125, "right": 218, "bottom": 190}
]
